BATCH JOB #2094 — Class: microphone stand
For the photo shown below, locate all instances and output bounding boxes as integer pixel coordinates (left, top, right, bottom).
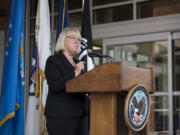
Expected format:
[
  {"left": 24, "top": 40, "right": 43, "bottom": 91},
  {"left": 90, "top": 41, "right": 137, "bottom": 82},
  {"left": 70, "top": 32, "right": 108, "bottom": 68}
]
[{"left": 80, "top": 41, "right": 113, "bottom": 63}]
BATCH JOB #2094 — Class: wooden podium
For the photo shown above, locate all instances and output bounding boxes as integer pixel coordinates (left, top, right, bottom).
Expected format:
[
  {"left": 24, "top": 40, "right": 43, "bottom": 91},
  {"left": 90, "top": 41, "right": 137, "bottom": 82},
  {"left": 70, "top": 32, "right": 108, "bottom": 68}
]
[{"left": 66, "top": 62, "right": 154, "bottom": 135}]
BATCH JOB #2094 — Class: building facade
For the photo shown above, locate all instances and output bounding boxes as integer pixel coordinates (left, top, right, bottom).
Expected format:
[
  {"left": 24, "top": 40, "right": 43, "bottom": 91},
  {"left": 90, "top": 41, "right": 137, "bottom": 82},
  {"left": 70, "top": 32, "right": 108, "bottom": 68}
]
[{"left": 0, "top": 0, "right": 180, "bottom": 134}]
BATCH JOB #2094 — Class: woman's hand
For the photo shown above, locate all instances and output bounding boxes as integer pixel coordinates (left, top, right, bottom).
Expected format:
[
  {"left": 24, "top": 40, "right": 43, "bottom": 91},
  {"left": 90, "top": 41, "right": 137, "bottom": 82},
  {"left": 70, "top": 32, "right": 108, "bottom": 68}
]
[{"left": 74, "top": 61, "right": 85, "bottom": 76}]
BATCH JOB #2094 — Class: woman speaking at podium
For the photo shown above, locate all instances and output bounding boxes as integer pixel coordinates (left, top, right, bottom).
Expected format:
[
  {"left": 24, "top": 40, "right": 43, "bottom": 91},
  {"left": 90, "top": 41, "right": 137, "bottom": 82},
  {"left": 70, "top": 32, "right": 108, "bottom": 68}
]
[{"left": 45, "top": 27, "right": 88, "bottom": 135}]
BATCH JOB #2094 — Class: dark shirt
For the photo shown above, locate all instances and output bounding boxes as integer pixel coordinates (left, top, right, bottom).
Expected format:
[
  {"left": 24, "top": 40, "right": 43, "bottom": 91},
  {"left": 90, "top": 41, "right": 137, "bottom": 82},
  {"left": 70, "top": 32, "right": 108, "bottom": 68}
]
[{"left": 45, "top": 51, "right": 86, "bottom": 118}]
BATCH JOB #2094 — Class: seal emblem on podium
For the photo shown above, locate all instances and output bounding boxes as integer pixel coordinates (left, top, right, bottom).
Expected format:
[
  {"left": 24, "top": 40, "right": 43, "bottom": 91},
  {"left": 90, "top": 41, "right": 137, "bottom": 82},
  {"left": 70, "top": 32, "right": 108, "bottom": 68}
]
[{"left": 124, "top": 84, "right": 150, "bottom": 132}]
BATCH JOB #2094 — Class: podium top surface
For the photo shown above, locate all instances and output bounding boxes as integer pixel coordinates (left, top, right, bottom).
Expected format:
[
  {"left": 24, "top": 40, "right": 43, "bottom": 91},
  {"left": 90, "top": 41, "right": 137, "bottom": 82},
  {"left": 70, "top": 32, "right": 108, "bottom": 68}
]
[{"left": 66, "top": 62, "right": 154, "bottom": 93}]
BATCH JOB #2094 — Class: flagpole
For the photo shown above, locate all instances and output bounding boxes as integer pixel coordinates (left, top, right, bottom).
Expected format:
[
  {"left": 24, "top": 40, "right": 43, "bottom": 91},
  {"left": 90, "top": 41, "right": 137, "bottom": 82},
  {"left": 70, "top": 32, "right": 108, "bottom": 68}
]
[
  {"left": 61, "top": 0, "right": 66, "bottom": 32},
  {"left": 82, "top": 0, "right": 84, "bottom": 12}
]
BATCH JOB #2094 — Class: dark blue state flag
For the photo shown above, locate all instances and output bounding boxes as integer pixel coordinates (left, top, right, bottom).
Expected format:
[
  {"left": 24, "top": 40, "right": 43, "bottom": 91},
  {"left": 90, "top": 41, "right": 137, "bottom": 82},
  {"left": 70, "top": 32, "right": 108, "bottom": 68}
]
[
  {"left": 56, "top": 0, "right": 70, "bottom": 40},
  {"left": 0, "top": 0, "right": 25, "bottom": 134}
]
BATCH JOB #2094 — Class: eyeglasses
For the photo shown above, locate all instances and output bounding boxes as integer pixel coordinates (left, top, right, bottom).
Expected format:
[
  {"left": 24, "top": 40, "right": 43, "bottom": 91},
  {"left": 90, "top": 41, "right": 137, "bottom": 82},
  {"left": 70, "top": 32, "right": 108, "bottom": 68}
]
[{"left": 66, "top": 35, "right": 81, "bottom": 42}]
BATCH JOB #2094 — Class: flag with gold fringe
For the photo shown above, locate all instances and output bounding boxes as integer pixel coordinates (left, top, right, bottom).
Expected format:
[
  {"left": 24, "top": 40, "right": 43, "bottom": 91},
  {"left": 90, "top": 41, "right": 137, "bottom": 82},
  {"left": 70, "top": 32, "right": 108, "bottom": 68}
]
[
  {"left": 25, "top": 0, "right": 51, "bottom": 134},
  {"left": 0, "top": 0, "right": 25, "bottom": 134}
]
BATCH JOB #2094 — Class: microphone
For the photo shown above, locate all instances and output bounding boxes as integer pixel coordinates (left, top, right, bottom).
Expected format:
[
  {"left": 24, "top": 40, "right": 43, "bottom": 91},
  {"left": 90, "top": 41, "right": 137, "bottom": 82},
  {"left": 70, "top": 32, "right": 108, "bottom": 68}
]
[{"left": 87, "top": 49, "right": 113, "bottom": 61}]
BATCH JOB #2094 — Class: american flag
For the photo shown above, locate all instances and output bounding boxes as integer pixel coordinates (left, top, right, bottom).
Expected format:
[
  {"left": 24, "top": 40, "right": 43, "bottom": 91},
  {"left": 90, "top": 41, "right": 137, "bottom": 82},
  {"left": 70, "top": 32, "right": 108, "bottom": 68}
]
[
  {"left": 29, "top": 32, "right": 39, "bottom": 96},
  {"left": 31, "top": 59, "right": 37, "bottom": 84}
]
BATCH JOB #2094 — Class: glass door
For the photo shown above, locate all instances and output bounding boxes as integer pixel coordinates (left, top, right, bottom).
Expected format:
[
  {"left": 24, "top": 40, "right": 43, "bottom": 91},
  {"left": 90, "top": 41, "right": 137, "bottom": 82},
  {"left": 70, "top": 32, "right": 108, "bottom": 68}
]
[
  {"left": 173, "top": 32, "right": 180, "bottom": 135},
  {"left": 104, "top": 33, "right": 171, "bottom": 135},
  {"left": 116, "top": 41, "right": 168, "bottom": 92}
]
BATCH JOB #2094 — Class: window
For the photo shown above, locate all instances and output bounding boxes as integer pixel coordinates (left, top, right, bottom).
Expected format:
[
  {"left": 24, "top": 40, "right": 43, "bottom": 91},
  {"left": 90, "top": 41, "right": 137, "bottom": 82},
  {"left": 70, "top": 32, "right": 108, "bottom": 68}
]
[
  {"left": 93, "top": 0, "right": 130, "bottom": 6},
  {"left": 93, "top": 4, "right": 133, "bottom": 24},
  {"left": 137, "top": 0, "right": 180, "bottom": 19},
  {"left": 106, "top": 40, "right": 169, "bottom": 134},
  {"left": 174, "top": 39, "right": 180, "bottom": 91}
]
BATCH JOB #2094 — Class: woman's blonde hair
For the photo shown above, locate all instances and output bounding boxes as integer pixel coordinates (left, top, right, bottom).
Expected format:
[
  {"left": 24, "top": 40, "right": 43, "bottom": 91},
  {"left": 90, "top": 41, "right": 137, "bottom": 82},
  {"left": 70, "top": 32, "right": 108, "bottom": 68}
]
[{"left": 55, "top": 27, "right": 81, "bottom": 53}]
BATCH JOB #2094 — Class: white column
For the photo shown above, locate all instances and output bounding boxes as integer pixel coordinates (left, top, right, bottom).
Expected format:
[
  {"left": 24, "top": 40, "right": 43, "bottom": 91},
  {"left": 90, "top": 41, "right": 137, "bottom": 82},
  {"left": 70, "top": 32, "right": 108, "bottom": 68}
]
[{"left": 168, "top": 32, "right": 173, "bottom": 135}]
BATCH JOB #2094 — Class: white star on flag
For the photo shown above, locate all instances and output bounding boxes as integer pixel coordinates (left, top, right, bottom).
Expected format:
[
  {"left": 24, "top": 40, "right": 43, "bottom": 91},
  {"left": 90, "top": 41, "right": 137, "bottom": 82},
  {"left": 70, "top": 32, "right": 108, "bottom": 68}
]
[
  {"left": 9, "top": 24, "right": 12, "bottom": 28},
  {"left": 20, "top": 70, "right": 24, "bottom": 78},
  {"left": 32, "top": 58, "right": 36, "bottom": 66},
  {"left": 9, "top": 37, "right": 12, "bottom": 42},
  {"left": 5, "top": 51, "right": 8, "bottom": 56},
  {"left": 22, "top": 81, "right": 25, "bottom": 86}
]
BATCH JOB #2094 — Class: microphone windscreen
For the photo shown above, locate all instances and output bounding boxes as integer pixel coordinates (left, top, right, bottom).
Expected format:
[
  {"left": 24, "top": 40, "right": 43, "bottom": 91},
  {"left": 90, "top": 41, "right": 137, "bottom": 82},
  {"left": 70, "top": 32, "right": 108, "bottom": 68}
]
[{"left": 87, "top": 49, "right": 93, "bottom": 53}]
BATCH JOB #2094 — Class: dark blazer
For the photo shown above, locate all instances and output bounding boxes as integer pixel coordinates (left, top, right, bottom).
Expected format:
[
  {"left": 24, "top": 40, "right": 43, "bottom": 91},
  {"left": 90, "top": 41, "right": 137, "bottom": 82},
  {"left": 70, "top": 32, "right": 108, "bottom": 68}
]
[{"left": 45, "top": 51, "right": 86, "bottom": 118}]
